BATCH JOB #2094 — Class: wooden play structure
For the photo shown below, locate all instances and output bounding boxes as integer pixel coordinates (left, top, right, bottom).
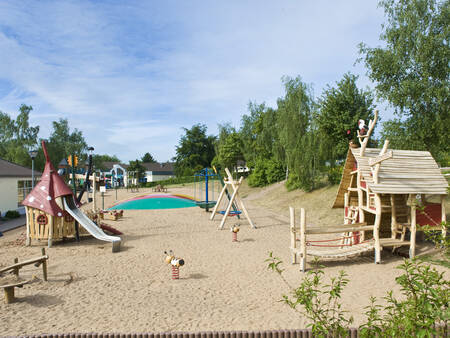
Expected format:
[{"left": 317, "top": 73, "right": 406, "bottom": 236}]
[
  {"left": 210, "top": 168, "right": 255, "bottom": 229},
  {"left": 290, "top": 110, "right": 448, "bottom": 270},
  {"left": 22, "top": 141, "right": 121, "bottom": 252},
  {"left": 0, "top": 248, "right": 48, "bottom": 303}
]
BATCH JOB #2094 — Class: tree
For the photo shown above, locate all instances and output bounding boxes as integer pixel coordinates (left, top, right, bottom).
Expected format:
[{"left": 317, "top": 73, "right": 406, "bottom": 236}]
[
  {"left": 0, "top": 104, "right": 40, "bottom": 167},
  {"left": 36, "top": 118, "right": 88, "bottom": 171},
  {"left": 141, "top": 152, "right": 157, "bottom": 163},
  {"left": 93, "top": 154, "right": 121, "bottom": 171},
  {"left": 359, "top": 0, "right": 450, "bottom": 163},
  {"left": 127, "top": 159, "right": 146, "bottom": 182},
  {"left": 216, "top": 132, "right": 244, "bottom": 170},
  {"left": 173, "top": 124, "right": 216, "bottom": 176},
  {"left": 276, "top": 76, "right": 317, "bottom": 191},
  {"left": 317, "top": 73, "right": 375, "bottom": 163}
]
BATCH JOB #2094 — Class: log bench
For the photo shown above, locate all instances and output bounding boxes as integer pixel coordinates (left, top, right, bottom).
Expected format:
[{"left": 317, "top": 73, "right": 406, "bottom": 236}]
[{"left": 1, "top": 280, "right": 31, "bottom": 303}]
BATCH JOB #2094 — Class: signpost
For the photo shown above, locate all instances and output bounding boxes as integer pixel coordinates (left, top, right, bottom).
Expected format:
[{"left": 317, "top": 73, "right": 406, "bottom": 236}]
[{"left": 100, "top": 186, "right": 106, "bottom": 210}]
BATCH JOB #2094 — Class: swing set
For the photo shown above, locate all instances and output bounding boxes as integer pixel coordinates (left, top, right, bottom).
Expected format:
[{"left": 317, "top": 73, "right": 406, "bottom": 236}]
[{"left": 193, "top": 168, "right": 219, "bottom": 211}]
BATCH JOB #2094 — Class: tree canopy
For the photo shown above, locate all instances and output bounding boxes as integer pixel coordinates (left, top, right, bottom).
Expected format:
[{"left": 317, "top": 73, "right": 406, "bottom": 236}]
[
  {"left": 0, "top": 104, "right": 40, "bottom": 167},
  {"left": 141, "top": 152, "right": 157, "bottom": 163},
  {"left": 359, "top": 0, "right": 449, "bottom": 163}
]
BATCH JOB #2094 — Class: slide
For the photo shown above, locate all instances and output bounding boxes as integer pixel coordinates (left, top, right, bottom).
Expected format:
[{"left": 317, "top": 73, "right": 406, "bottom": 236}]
[{"left": 63, "top": 196, "right": 121, "bottom": 252}]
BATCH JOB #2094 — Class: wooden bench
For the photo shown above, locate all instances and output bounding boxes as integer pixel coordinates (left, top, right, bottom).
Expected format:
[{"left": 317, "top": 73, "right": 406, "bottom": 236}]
[{"left": 1, "top": 280, "right": 31, "bottom": 303}]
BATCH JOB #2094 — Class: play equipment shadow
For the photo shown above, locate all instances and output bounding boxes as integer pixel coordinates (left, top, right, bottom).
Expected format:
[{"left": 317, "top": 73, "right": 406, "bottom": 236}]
[
  {"left": 18, "top": 293, "right": 64, "bottom": 307},
  {"left": 186, "top": 273, "right": 208, "bottom": 279}
]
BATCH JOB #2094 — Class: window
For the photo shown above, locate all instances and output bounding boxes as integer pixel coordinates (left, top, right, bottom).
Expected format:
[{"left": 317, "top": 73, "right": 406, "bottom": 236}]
[{"left": 18, "top": 180, "right": 32, "bottom": 206}]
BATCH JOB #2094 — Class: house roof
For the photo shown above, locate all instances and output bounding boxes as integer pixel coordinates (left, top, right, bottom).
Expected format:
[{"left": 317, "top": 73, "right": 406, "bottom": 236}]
[
  {"left": 333, "top": 147, "right": 448, "bottom": 208},
  {"left": 142, "top": 162, "right": 174, "bottom": 172},
  {"left": 0, "top": 158, "right": 42, "bottom": 178},
  {"left": 101, "top": 162, "right": 129, "bottom": 171},
  {"left": 22, "top": 141, "right": 77, "bottom": 216}
]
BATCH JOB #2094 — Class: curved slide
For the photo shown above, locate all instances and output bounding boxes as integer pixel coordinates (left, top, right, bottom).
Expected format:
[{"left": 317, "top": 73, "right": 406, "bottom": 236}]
[{"left": 63, "top": 196, "right": 121, "bottom": 252}]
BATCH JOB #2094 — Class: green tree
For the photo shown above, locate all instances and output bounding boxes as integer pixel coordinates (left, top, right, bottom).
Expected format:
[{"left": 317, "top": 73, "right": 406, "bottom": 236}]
[
  {"left": 276, "top": 76, "right": 317, "bottom": 191},
  {"left": 359, "top": 0, "right": 450, "bottom": 163},
  {"left": 93, "top": 154, "right": 121, "bottom": 170},
  {"left": 0, "top": 104, "right": 40, "bottom": 167},
  {"left": 173, "top": 124, "right": 216, "bottom": 176},
  {"left": 36, "top": 118, "right": 88, "bottom": 171},
  {"left": 127, "top": 159, "right": 146, "bottom": 182},
  {"left": 141, "top": 152, "right": 157, "bottom": 163},
  {"left": 317, "top": 73, "right": 375, "bottom": 162},
  {"left": 214, "top": 124, "right": 244, "bottom": 171}
]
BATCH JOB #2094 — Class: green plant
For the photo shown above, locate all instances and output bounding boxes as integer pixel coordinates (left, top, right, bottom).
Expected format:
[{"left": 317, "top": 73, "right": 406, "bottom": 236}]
[
  {"left": 4, "top": 210, "right": 20, "bottom": 219},
  {"left": 266, "top": 252, "right": 353, "bottom": 336},
  {"left": 327, "top": 165, "right": 343, "bottom": 185},
  {"left": 423, "top": 221, "right": 450, "bottom": 257},
  {"left": 360, "top": 259, "right": 449, "bottom": 337}
]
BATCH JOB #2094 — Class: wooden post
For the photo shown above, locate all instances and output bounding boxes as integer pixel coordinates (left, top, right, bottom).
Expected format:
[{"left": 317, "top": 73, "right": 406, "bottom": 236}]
[
  {"left": 372, "top": 140, "right": 390, "bottom": 184},
  {"left": 41, "top": 248, "right": 48, "bottom": 281},
  {"left": 374, "top": 194, "right": 382, "bottom": 263},
  {"left": 25, "top": 206, "right": 31, "bottom": 246},
  {"left": 300, "top": 208, "right": 307, "bottom": 272},
  {"left": 356, "top": 171, "right": 365, "bottom": 223},
  {"left": 289, "top": 207, "right": 297, "bottom": 264},
  {"left": 210, "top": 183, "right": 227, "bottom": 220},
  {"left": 92, "top": 172, "right": 97, "bottom": 212},
  {"left": 410, "top": 197, "right": 417, "bottom": 259},
  {"left": 441, "top": 195, "right": 446, "bottom": 239},
  {"left": 219, "top": 180, "right": 240, "bottom": 229},
  {"left": 4, "top": 286, "right": 15, "bottom": 304},
  {"left": 344, "top": 193, "right": 349, "bottom": 224},
  {"left": 359, "top": 109, "right": 378, "bottom": 157},
  {"left": 48, "top": 214, "right": 53, "bottom": 248},
  {"left": 13, "top": 258, "right": 19, "bottom": 276},
  {"left": 390, "top": 195, "right": 397, "bottom": 239}
]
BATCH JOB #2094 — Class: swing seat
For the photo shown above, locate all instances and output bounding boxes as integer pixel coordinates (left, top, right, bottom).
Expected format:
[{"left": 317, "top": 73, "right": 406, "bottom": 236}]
[
  {"left": 196, "top": 201, "right": 217, "bottom": 209},
  {"left": 218, "top": 210, "right": 242, "bottom": 216}
]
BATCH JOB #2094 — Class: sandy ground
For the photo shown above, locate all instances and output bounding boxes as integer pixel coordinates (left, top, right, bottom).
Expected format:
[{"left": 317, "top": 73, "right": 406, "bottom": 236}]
[{"left": 0, "top": 184, "right": 447, "bottom": 336}]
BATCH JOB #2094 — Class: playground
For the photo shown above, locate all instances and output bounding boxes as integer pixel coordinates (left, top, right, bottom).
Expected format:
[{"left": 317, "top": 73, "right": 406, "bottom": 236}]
[{"left": 1, "top": 181, "right": 448, "bottom": 335}]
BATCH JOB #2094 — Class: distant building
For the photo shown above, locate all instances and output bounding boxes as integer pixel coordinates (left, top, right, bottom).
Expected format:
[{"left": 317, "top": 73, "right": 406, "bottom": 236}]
[
  {"left": 235, "top": 160, "right": 250, "bottom": 173},
  {"left": 142, "top": 162, "right": 175, "bottom": 182},
  {"left": 0, "top": 158, "right": 42, "bottom": 216}
]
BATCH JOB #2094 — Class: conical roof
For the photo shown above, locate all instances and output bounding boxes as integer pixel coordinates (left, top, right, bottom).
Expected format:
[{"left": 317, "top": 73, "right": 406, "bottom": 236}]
[{"left": 22, "top": 141, "right": 76, "bottom": 216}]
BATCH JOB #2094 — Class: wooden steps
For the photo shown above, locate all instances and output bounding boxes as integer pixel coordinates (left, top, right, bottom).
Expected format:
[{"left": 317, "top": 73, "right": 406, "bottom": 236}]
[
  {"left": 291, "top": 242, "right": 375, "bottom": 259},
  {"left": 379, "top": 238, "right": 410, "bottom": 247}
]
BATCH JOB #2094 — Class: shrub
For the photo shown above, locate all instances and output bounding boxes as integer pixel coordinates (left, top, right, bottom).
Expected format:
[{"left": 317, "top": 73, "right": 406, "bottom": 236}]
[
  {"left": 267, "top": 253, "right": 449, "bottom": 337},
  {"left": 327, "top": 165, "right": 343, "bottom": 185},
  {"left": 4, "top": 210, "right": 20, "bottom": 219}
]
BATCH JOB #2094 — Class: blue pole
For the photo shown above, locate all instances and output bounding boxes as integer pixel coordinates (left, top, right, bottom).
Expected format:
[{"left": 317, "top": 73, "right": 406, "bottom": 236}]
[{"left": 205, "top": 169, "right": 209, "bottom": 211}]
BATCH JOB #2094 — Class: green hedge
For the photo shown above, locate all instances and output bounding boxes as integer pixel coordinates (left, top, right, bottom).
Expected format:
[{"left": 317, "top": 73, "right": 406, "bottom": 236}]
[{"left": 143, "top": 176, "right": 197, "bottom": 188}]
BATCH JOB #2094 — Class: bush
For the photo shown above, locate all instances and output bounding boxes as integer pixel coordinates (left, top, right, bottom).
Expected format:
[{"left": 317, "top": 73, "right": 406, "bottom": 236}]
[
  {"left": 4, "top": 210, "right": 20, "bottom": 219},
  {"left": 144, "top": 175, "right": 197, "bottom": 188},
  {"left": 327, "top": 165, "right": 343, "bottom": 185},
  {"left": 267, "top": 253, "right": 449, "bottom": 337},
  {"left": 248, "top": 158, "right": 285, "bottom": 187}
]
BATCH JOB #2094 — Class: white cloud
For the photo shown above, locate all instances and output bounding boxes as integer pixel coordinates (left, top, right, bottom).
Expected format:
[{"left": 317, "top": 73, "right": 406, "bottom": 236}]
[{"left": 0, "top": 1, "right": 389, "bottom": 162}]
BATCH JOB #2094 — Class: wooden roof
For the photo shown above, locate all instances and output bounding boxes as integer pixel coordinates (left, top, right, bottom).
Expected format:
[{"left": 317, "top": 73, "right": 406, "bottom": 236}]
[{"left": 333, "top": 147, "right": 448, "bottom": 208}]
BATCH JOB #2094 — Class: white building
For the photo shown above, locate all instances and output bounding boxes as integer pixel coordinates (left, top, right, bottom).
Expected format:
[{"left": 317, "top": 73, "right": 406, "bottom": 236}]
[
  {"left": 142, "top": 162, "right": 175, "bottom": 182},
  {"left": 0, "top": 158, "right": 41, "bottom": 216}
]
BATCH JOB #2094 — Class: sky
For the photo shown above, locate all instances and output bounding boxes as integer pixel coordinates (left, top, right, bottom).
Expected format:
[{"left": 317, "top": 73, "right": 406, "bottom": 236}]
[{"left": 0, "top": 1, "right": 388, "bottom": 163}]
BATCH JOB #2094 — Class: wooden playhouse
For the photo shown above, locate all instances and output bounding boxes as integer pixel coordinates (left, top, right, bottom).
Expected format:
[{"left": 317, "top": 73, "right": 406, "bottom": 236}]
[
  {"left": 22, "top": 141, "right": 86, "bottom": 247},
  {"left": 332, "top": 111, "right": 448, "bottom": 263},
  {"left": 290, "top": 111, "right": 448, "bottom": 270}
]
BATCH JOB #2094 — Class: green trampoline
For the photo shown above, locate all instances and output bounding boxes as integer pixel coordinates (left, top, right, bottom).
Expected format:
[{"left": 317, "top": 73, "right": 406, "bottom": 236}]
[{"left": 108, "top": 194, "right": 197, "bottom": 210}]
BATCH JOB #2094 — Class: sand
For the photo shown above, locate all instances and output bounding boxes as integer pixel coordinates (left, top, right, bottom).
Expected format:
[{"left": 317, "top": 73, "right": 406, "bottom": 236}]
[{"left": 0, "top": 185, "right": 447, "bottom": 336}]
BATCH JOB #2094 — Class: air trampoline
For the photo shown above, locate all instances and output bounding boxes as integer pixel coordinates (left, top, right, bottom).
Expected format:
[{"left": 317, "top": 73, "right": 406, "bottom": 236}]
[{"left": 108, "top": 194, "right": 197, "bottom": 210}]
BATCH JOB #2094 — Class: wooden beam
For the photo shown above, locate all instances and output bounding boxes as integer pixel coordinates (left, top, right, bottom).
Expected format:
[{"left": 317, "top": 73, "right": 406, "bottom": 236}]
[{"left": 369, "top": 150, "right": 393, "bottom": 166}]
